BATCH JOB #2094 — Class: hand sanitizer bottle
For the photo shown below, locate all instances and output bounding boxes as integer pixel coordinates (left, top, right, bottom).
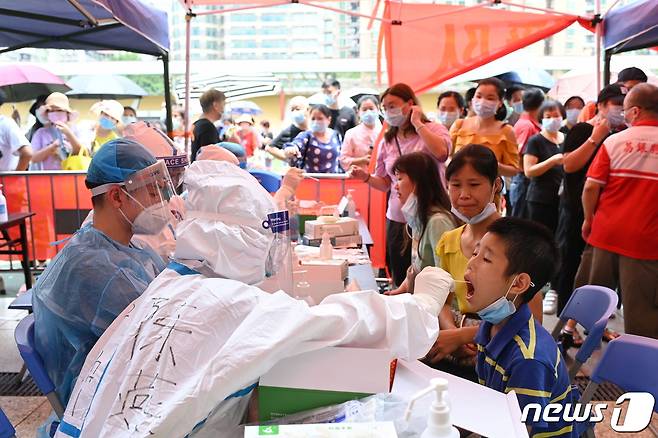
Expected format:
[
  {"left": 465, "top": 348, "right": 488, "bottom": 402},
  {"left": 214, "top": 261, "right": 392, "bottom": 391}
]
[
  {"left": 404, "top": 378, "right": 460, "bottom": 438},
  {"left": 319, "top": 232, "right": 333, "bottom": 260}
]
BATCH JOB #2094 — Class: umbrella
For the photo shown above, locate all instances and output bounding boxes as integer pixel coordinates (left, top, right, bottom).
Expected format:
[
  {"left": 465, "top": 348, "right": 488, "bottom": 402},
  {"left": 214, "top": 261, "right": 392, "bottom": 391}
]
[
  {"left": 494, "top": 67, "right": 555, "bottom": 91},
  {"left": 0, "top": 64, "right": 70, "bottom": 102},
  {"left": 548, "top": 68, "right": 658, "bottom": 103},
  {"left": 227, "top": 100, "right": 262, "bottom": 115},
  {"left": 175, "top": 73, "right": 281, "bottom": 102},
  {"left": 344, "top": 87, "right": 381, "bottom": 105},
  {"left": 66, "top": 74, "right": 147, "bottom": 99}
]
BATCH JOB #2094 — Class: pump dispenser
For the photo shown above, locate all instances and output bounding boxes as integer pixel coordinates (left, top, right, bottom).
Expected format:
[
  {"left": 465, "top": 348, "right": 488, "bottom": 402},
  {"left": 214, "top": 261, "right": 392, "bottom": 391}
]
[{"left": 405, "top": 378, "right": 459, "bottom": 438}]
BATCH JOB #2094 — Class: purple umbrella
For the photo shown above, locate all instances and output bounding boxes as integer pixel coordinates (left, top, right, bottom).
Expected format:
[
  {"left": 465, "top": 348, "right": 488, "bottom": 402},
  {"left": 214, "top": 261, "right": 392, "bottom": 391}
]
[{"left": 0, "top": 65, "right": 71, "bottom": 102}]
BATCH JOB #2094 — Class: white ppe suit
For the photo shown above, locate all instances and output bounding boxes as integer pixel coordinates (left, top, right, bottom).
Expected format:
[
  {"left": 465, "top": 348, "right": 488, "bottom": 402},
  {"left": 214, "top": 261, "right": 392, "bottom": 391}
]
[{"left": 56, "top": 161, "right": 453, "bottom": 438}]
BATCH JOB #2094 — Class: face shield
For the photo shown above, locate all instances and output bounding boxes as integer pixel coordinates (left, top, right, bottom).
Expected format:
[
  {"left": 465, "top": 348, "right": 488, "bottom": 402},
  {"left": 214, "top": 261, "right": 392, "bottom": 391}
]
[{"left": 90, "top": 161, "right": 177, "bottom": 235}]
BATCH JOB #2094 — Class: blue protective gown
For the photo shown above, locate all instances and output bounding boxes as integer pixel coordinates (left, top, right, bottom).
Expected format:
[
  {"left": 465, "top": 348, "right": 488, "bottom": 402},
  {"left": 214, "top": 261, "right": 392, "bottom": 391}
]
[{"left": 32, "top": 223, "right": 165, "bottom": 405}]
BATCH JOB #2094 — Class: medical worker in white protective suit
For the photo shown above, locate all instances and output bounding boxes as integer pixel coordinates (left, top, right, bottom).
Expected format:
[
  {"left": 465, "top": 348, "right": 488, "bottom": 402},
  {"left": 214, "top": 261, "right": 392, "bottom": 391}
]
[{"left": 56, "top": 160, "right": 454, "bottom": 438}]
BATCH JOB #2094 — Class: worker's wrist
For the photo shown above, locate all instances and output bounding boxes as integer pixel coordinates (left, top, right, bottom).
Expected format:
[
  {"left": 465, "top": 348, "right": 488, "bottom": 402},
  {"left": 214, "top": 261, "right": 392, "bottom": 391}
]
[
  {"left": 414, "top": 123, "right": 427, "bottom": 133},
  {"left": 586, "top": 137, "right": 599, "bottom": 147},
  {"left": 364, "top": 173, "right": 371, "bottom": 183}
]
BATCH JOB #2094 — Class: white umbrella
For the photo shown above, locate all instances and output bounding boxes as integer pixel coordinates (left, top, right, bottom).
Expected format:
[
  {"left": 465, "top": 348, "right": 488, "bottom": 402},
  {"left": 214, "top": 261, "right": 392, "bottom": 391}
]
[
  {"left": 175, "top": 73, "right": 281, "bottom": 102},
  {"left": 548, "top": 68, "right": 658, "bottom": 103}
]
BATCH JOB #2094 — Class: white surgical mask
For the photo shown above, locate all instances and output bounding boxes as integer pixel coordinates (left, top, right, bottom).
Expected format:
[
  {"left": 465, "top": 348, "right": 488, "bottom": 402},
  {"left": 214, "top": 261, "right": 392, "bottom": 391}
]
[
  {"left": 291, "top": 110, "right": 306, "bottom": 125},
  {"left": 472, "top": 98, "right": 499, "bottom": 119},
  {"left": 120, "top": 190, "right": 170, "bottom": 235},
  {"left": 476, "top": 275, "right": 524, "bottom": 324},
  {"left": 437, "top": 111, "right": 459, "bottom": 129},
  {"left": 512, "top": 101, "right": 524, "bottom": 114},
  {"left": 606, "top": 106, "right": 625, "bottom": 127},
  {"left": 401, "top": 193, "right": 421, "bottom": 235},
  {"left": 566, "top": 109, "right": 580, "bottom": 125},
  {"left": 385, "top": 107, "right": 406, "bottom": 127},
  {"left": 542, "top": 117, "right": 563, "bottom": 133}
]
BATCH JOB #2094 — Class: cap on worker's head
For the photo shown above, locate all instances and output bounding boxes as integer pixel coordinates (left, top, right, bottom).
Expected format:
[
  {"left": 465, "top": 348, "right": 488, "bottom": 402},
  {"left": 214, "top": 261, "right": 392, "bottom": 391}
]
[
  {"left": 91, "top": 100, "right": 124, "bottom": 122},
  {"left": 196, "top": 144, "right": 239, "bottom": 165},
  {"left": 175, "top": 160, "right": 276, "bottom": 284},
  {"left": 236, "top": 114, "right": 254, "bottom": 125},
  {"left": 597, "top": 83, "right": 627, "bottom": 105},
  {"left": 618, "top": 67, "right": 648, "bottom": 84},
  {"left": 124, "top": 121, "right": 189, "bottom": 169},
  {"left": 85, "top": 138, "right": 157, "bottom": 186},
  {"left": 44, "top": 92, "right": 75, "bottom": 113}
]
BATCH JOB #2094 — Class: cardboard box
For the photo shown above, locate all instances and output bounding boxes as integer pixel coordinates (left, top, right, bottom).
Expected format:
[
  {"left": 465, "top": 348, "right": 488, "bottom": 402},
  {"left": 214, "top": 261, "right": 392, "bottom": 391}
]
[
  {"left": 244, "top": 422, "right": 398, "bottom": 437},
  {"left": 294, "top": 260, "right": 349, "bottom": 303},
  {"left": 259, "top": 345, "right": 391, "bottom": 422},
  {"left": 304, "top": 217, "right": 359, "bottom": 239}
]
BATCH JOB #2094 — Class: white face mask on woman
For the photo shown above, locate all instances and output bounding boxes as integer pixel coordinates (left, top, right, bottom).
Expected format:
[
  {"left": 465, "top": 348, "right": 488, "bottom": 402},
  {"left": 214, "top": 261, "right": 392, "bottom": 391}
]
[
  {"left": 450, "top": 185, "right": 497, "bottom": 225},
  {"left": 472, "top": 98, "right": 499, "bottom": 119}
]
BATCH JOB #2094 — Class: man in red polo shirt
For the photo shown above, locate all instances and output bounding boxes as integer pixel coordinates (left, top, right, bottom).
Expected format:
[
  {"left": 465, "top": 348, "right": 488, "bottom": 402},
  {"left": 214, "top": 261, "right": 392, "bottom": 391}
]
[{"left": 582, "top": 83, "right": 658, "bottom": 339}]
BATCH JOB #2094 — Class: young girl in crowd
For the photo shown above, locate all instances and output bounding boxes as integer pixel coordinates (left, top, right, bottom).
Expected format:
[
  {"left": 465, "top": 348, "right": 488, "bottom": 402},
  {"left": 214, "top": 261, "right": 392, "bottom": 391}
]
[
  {"left": 30, "top": 92, "right": 84, "bottom": 170},
  {"left": 90, "top": 100, "right": 123, "bottom": 153},
  {"left": 427, "top": 144, "right": 542, "bottom": 380},
  {"left": 385, "top": 152, "right": 457, "bottom": 295},
  {"left": 436, "top": 91, "right": 465, "bottom": 130},
  {"left": 523, "top": 100, "right": 565, "bottom": 233},
  {"left": 283, "top": 104, "right": 342, "bottom": 173},
  {"left": 450, "top": 78, "right": 520, "bottom": 177},
  {"left": 349, "top": 83, "right": 450, "bottom": 287},
  {"left": 339, "top": 95, "right": 382, "bottom": 172}
]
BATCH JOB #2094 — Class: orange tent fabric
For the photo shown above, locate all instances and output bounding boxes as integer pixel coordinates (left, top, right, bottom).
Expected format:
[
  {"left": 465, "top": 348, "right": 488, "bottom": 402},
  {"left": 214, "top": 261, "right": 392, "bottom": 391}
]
[{"left": 380, "top": 2, "right": 580, "bottom": 93}]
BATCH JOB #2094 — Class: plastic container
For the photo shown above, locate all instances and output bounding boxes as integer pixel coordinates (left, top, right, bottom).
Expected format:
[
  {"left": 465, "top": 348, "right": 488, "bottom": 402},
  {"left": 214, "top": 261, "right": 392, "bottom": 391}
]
[
  {"left": 405, "top": 378, "right": 460, "bottom": 438},
  {"left": 319, "top": 232, "right": 333, "bottom": 260},
  {"left": 346, "top": 189, "right": 357, "bottom": 218}
]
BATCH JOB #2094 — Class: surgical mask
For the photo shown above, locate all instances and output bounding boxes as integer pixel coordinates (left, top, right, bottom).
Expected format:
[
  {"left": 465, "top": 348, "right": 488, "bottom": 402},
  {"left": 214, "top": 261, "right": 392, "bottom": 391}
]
[
  {"left": 476, "top": 276, "right": 520, "bottom": 324},
  {"left": 401, "top": 193, "right": 421, "bottom": 234},
  {"left": 291, "top": 110, "right": 306, "bottom": 125},
  {"left": 172, "top": 118, "right": 182, "bottom": 131},
  {"left": 566, "top": 108, "right": 580, "bottom": 125},
  {"left": 324, "top": 94, "right": 336, "bottom": 106},
  {"left": 36, "top": 108, "right": 49, "bottom": 125},
  {"left": 122, "top": 115, "right": 137, "bottom": 125},
  {"left": 384, "top": 107, "right": 406, "bottom": 127},
  {"left": 360, "top": 110, "right": 378, "bottom": 126},
  {"left": 606, "top": 106, "right": 624, "bottom": 127},
  {"left": 472, "top": 98, "right": 499, "bottom": 119},
  {"left": 451, "top": 202, "right": 497, "bottom": 225},
  {"left": 47, "top": 111, "right": 68, "bottom": 124},
  {"left": 437, "top": 111, "right": 459, "bottom": 128},
  {"left": 120, "top": 190, "right": 170, "bottom": 235},
  {"left": 542, "top": 117, "right": 563, "bottom": 133},
  {"left": 310, "top": 120, "right": 328, "bottom": 134},
  {"left": 99, "top": 116, "right": 116, "bottom": 130},
  {"left": 512, "top": 101, "right": 524, "bottom": 114}
]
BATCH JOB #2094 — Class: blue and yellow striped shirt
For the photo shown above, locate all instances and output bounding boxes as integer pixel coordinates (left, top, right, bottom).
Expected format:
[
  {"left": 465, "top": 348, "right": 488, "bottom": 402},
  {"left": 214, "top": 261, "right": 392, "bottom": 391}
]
[{"left": 475, "top": 304, "right": 585, "bottom": 437}]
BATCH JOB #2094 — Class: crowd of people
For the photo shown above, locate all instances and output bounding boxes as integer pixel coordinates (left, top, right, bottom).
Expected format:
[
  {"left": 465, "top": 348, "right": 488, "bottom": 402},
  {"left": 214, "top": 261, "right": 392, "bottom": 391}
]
[{"left": 1, "top": 65, "right": 656, "bottom": 437}]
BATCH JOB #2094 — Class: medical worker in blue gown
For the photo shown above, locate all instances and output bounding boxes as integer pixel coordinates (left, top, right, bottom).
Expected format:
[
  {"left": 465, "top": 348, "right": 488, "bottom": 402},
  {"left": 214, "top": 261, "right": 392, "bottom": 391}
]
[
  {"left": 32, "top": 138, "right": 174, "bottom": 408},
  {"left": 57, "top": 160, "right": 456, "bottom": 438}
]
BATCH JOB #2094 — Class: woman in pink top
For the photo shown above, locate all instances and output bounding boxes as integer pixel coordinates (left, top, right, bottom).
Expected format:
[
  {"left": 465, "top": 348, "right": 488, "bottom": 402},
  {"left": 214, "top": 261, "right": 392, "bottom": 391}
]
[
  {"left": 339, "top": 95, "right": 382, "bottom": 171},
  {"left": 350, "top": 83, "right": 451, "bottom": 286}
]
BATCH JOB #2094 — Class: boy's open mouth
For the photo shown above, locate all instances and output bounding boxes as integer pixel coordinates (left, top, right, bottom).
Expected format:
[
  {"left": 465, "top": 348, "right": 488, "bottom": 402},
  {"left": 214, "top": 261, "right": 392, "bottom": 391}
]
[{"left": 464, "top": 277, "right": 475, "bottom": 301}]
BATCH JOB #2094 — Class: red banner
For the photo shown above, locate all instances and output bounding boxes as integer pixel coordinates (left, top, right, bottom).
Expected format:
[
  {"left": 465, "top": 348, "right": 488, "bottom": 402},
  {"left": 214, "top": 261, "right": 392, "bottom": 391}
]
[{"left": 381, "top": 2, "right": 579, "bottom": 93}]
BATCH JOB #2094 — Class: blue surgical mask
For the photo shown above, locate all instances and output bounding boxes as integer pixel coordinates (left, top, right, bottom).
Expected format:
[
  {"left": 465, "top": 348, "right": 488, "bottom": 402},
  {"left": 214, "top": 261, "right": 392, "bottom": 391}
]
[
  {"left": 99, "top": 116, "right": 116, "bottom": 130},
  {"left": 437, "top": 111, "right": 459, "bottom": 129},
  {"left": 384, "top": 107, "right": 406, "bottom": 127},
  {"left": 512, "top": 101, "right": 524, "bottom": 114},
  {"left": 401, "top": 193, "right": 421, "bottom": 235},
  {"left": 606, "top": 106, "right": 625, "bottom": 127},
  {"left": 324, "top": 94, "right": 336, "bottom": 106},
  {"left": 476, "top": 276, "right": 519, "bottom": 324},
  {"left": 566, "top": 108, "right": 580, "bottom": 125},
  {"left": 360, "top": 110, "right": 378, "bottom": 126},
  {"left": 310, "top": 120, "right": 327, "bottom": 134},
  {"left": 472, "top": 98, "right": 499, "bottom": 119},
  {"left": 291, "top": 110, "right": 306, "bottom": 125},
  {"left": 542, "top": 117, "right": 563, "bottom": 133},
  {"left": 122, "top": 115, "right": 137, "bottom": 125}
]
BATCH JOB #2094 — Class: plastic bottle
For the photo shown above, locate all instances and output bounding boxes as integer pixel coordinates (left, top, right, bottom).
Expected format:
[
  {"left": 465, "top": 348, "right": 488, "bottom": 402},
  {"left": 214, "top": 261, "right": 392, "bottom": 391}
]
[
  {"left": 0, "top": 185, "right": 8, "bottom": 223},
  {"left": 319, "top": 232, "right": 333, "bottom": 260},
  {"left": 346, "top": 189, "right": 357, "bottom": 218},
  {"left": 404, "top": 378, "right": 460, "bottom": 438}
]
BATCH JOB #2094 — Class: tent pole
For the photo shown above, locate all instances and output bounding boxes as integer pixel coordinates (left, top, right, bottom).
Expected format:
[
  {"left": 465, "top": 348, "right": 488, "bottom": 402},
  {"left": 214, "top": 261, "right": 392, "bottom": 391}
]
[
  {"left": 163, "top": 54, "right": 173, "bottom": 138},
  {"left": 595, "top": 0, "right": 601, "bottom": 93},
  {"left": 603, "top": 50, "right": 612, "bottom": 86},
  {"left": 184, "top": 9, "right": 193, "bottom": 156}
]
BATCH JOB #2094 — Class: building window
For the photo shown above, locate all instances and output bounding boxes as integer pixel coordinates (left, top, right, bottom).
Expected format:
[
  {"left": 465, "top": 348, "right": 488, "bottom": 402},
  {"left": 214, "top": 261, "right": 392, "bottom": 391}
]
[
  {"left": 192, "top": 41, "right": 200, "bottom": 49},
  {"left": 232, "top": 13, "right": 257, "bottom": 22},
  {"left": 230, "top": 27, "right": 256, "bottom": 36},
  {"left": 230, "top": 40, "right": 257, "bottom": 49},
  {"left": 262, "top": 13, "right": 285, "bottom": 22},
  {"left": 262, "top": 27, "right": 286, "bottom": 35}
]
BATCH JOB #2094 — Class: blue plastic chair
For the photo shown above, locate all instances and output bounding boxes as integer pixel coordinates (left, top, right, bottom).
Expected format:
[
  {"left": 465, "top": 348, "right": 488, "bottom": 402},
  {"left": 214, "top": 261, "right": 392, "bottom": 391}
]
[
  {"left": 580, "top": 334, "right": 658, "bottom": 437},
  {"left": 14, "top": 314, "right": 65, "bottom": 419},
  {"left": 551, "top": 285, "right": 618, "bottom": 381},
  {"left": 0, "top": 407, "right": 15, "bottom": 438},
  {"left": 249, "top": 169, "right": 282, "bottom": 193}
]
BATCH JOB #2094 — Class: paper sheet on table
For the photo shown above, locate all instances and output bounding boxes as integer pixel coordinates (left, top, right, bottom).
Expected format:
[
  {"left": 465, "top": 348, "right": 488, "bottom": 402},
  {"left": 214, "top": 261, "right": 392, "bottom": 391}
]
[{"left": 392, "top": 360, "right": 529, "bottom": 438}]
